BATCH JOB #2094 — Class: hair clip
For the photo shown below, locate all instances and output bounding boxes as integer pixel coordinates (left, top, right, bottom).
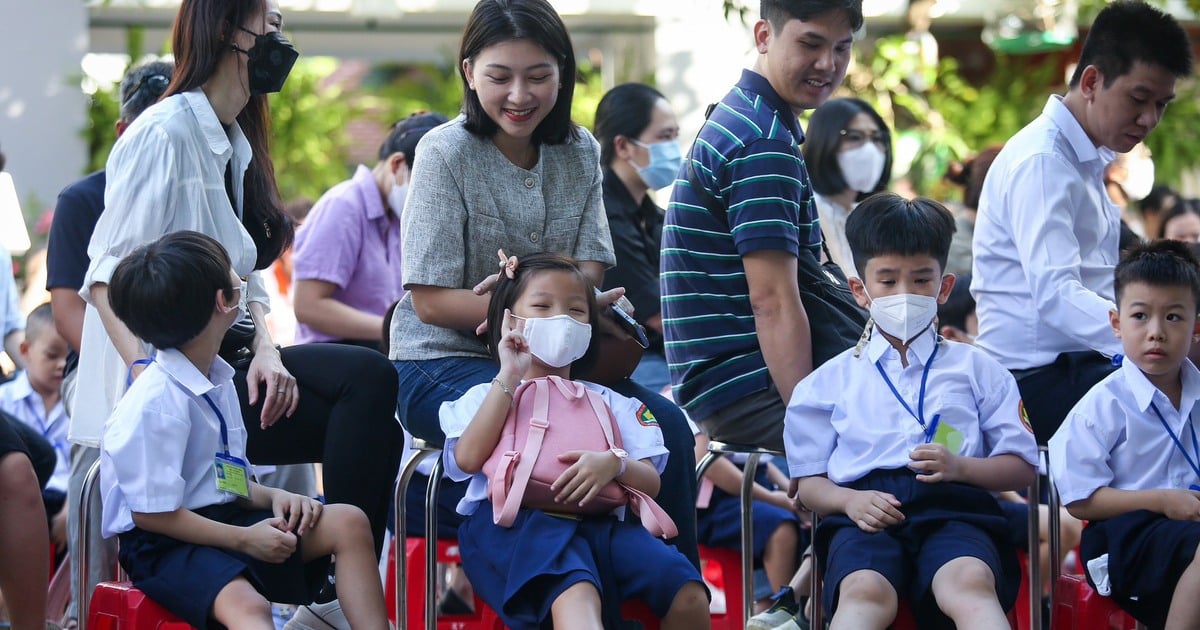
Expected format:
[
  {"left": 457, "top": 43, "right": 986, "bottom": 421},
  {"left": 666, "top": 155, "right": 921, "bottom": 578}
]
[{"left": 497, "top": 249, "right": 518, "bottom": 279}]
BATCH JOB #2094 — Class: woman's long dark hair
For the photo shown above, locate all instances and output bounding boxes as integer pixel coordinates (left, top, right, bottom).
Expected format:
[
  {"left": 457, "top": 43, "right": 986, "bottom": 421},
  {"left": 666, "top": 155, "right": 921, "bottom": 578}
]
[
  {"left": 166, "top": 0, "right": 294, "bottom": 269},
  {"left": 593, "top": 83, "right": 665, "bottom": 167},
  {"left": 458, "top": 0, "right": 579, "bottom": 146}
]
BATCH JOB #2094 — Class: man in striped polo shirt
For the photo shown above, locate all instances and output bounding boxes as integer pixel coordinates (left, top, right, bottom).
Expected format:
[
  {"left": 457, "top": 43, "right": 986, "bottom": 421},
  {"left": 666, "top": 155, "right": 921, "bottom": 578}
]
[{"left": 662, "top": 0, "right": 861, "bottom": 451}]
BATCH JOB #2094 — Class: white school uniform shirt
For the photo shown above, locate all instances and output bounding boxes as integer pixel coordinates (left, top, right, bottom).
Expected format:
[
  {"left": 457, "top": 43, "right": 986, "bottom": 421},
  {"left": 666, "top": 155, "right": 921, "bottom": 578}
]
[
  {"left": 100, "top": 349, "right": 248, "bottom": 539},
  {"left": 439, "top": 380, "right": 669, "bottom": 516},
  {"left": 1049, "top": 357, "right": 1200, "bottom": 507},
  {"left": 785, "top": 328, "right": 1039, "bottom": 484},
  {"left": 71, "top": 89, "right": 263, "bottom": 448},
  {"left": 0, "top": 372, "right": 69, "bottom": 493},
  {"left": 971, "top": 95, "right": 1123, "bottom": 370}
]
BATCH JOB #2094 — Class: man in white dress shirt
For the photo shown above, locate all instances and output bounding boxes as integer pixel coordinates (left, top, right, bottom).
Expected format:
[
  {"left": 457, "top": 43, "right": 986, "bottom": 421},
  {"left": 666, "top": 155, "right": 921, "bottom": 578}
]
[{"left": 970, "top": 1, "right": 1192, "bottom": 444}]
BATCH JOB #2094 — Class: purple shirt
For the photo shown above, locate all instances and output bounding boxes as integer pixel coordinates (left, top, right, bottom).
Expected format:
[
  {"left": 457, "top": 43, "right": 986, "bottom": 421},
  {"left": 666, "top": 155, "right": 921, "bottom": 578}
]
[{"left": 292, "top": 165, "right": 403, "bottom": 344}]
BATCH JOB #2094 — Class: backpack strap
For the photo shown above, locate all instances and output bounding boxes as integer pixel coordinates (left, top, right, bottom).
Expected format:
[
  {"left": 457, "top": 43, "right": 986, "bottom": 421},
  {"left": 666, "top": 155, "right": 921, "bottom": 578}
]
[{"left": 492, "top": 379, "right": 551, "bottom": 527}]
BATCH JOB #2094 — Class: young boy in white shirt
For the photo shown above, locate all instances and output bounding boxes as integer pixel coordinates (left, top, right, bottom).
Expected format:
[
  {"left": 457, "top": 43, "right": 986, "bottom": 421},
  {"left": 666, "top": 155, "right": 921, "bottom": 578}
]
[
  {"left": 99, "top": 231, "right": 388, "bottom": 630},
  {"left": 1049, "top": 240, "right": 1200, "bottom": 630},
  {"left": 0, "top": 302, "right": 69, "bottom": 548},
  {"left": 787, "top": 193, "right": 1039, "bottom": 630}
]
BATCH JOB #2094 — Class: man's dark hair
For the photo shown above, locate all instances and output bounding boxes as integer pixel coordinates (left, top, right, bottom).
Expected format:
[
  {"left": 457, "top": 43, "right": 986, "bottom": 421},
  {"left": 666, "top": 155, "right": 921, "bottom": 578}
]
[
  {"left": 845, "top": 193, "right": 956, "bottom": 277},
  {"left": 761, "top": 0, "right": 864, "bottom": 32},
  {"left": 109, "top": 231, "right": 236, "bottom": 350},
  {"left": 378, "top": 111, "right": 450, "bottom": 164},
  {"left": 937, "top": 274, "right": 975, "bottom": 331},
  {"left": 119, "top": 60, "right": 174, "bottom": 123},
  {"left": 1114, "top": 239, "right": 1200, "bottom": 310},
  {"left": 1069, "top": 1, "right": 1192, "bottom": 88}
]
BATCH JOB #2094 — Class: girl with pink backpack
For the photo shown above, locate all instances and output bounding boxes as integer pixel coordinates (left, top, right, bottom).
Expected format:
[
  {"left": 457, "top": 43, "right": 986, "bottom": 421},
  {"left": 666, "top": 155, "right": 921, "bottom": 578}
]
[{"left": 441, "top": 251, "right": 709, "bottom": 630}]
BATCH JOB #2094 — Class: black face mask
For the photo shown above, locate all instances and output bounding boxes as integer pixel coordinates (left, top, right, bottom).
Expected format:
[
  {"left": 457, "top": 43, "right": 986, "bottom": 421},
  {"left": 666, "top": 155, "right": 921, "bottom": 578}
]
[{"left": 234, "top": 27, "right": 299, "bottom": 95}]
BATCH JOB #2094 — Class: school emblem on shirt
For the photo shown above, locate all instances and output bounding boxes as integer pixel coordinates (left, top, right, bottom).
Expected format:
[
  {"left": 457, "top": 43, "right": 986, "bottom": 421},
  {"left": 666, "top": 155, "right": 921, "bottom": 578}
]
[
  {"left": 637, "top": 404, "right": 658, "bottom": 426},
  {"left": 1018, "top": 400, "right": 1034, "bottom": 434}
]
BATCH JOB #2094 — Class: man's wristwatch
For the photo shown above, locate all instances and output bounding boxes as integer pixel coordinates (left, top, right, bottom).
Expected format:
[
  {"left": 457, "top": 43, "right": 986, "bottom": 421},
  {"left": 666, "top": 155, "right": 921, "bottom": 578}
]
[{"left": 610, "top": 448, "right": 628, "bottom": 477}]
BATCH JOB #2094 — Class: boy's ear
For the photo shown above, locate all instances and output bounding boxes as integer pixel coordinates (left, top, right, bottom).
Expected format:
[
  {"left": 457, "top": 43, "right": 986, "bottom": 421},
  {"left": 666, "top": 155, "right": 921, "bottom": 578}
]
[
  {"left": 1110, "top": 308, "right": 1122, "bottom": 339},
  {"left": 18, "top": 338, "right": 31, "bottom": 357},
  {"left": 1193, "top": 314, "right": 1200, "bottom": 342},
  {"left": 848, "top": 276, "right": 870, "bottom": 310},
  {"left": 936, "top": 273, "right": 956, "bottom": 304}
]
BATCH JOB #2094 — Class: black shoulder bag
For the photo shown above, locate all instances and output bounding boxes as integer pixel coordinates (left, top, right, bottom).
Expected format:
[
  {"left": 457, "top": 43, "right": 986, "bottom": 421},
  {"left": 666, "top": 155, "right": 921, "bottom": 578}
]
[{"left": 683, "top": 106, "right": 868, "bottom": 368}]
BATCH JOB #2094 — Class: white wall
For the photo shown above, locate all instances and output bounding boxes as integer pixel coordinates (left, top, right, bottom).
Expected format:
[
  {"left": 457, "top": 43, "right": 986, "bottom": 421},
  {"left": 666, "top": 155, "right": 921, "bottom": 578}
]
[{"left": 0, "top": 0, "right": 90, "bottom": 224}]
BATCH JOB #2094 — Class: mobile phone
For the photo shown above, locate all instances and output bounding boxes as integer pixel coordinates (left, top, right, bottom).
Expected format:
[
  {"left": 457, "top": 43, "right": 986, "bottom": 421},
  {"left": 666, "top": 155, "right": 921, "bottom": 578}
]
[{"left": 596, "top": 288, "right": 650, "bottom": 348}]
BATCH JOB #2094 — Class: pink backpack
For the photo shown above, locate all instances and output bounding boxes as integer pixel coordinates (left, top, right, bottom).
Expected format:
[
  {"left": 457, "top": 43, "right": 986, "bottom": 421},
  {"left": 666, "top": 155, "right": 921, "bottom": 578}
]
[{"left": 482, "top": 376, "right": 678, "bottom": 538}]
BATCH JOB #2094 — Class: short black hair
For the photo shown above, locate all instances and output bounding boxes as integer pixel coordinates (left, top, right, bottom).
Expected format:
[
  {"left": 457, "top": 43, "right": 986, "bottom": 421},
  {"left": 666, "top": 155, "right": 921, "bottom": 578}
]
[
  {"left": 23, "top": 302, "right": 55, "bottom": 345},
  {"left": 803, "top": 97, "right": 892, "bottom": 199},
  {"left": 109, "top": 231, "right": 236, "bottom": 350},
  {"left": 1140, "top": 184, "right": 1179, "bottom": 217},
  {"left": 845, "top": 193, "right": 957, "bottom": 277},
  {"left": 1157, "top": 199, "right": 1200, "bottom": 240},
  {"left": 459, "top": 0, "right": 579, "bottom": 146},
  {"left": 1114, "top": 239, "right": 1200, "bottom": 310},
  {"left": 944, "top": 144, "right": 1003, "bottom": 211},
  {"left": 120, "top": 60, "right": 174, "bottom": 124},
  {"left": 1069, "top": 1, "right": 1192, "bottom": 88},
  {"left": 484, "top": 251, "right": 599, "bottom": 374},
  {"left": 378, "top": 111, "right": 450, "bottom": 164},
  {"left": 761, "top": 0, "right": 864, "bottom": 32},
  {"left": 937, "top": 274, "right": 975, "bottom": 331},
  {"left": 594, "top": 83, "right": 666, "bottom": 167}
]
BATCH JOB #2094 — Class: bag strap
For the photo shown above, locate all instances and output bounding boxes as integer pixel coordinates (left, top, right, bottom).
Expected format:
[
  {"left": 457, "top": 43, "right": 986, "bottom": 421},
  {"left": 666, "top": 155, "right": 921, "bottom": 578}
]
[
  {"left": 685, "top": 102, "right": 836, "bottom": 265},
  {"left": 493, "top": 379, "right": 550, "bottom": 527}
]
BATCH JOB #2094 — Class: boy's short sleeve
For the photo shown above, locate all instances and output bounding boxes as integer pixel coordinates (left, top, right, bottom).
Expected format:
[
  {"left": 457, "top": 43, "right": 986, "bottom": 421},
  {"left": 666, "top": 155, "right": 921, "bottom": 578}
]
[
  {"left": 784, "top": 365, "right": 839, "bottom": 479},
  {"left": 975, "top": 356, "right": 1039, "bottom": 467},
  {"left": 438, "top": 383, "right": 491, "bottom": 482},
  {"left": 104, "top": 405, "right": 190, "bottom": 513},
  {"left": 1049, "top": 405, "right": 1120, "bottom": 506}
]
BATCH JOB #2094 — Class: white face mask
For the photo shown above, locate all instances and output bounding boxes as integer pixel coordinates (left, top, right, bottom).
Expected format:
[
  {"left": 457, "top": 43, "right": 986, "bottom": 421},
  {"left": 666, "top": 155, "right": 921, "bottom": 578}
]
[
  {"left": 866, "top": 291, "right": 938, "bottom": 344},
  {"left": 837, "top": 142, "right": 887, "bottom": 194},
  {"left": 515, "top": 314, "right": 592, "bottom": 368},
  {"left": 1121, "top": 156, "right": 1155, "bottom": 202},
  {"left": 388, "top": 182, "right": 409, "bottom": 216},
  {"left": 224, "top": 279, "right": 248, "bottom": 329}
]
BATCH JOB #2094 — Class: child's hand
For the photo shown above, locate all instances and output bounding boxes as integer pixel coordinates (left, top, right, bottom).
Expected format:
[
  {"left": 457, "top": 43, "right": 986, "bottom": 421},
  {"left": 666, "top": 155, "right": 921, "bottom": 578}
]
[
  {"left": 241, "top": 517, "right": 297, "bottom": 563},
  {"left": 496, "top": 309, "right": 531, "bottom": 377},
  {"left": 845, "top": 489, "right": 905, "bottom": 533},
  {"left": 1159, "top": 489, "right": 1200, "bottom": 521},
  {"left": 552, "top": 450, "right": 621, "bottom": 506},
  {"left": 272, "top": 490, "right": 323, "bottom": 536},
  {"left": 908, "top": 443, "right": 963, "bottom": 483}
]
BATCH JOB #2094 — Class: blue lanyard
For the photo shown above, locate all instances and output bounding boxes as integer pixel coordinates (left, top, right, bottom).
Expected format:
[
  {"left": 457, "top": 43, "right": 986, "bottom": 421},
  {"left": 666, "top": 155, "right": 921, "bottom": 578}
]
[
  {"left": 1150, "top": 403, "right": 1200, "bottom": 487},
  {"left": 125, "top": 356, "right": 155, "bottom": 387},
  {"left": 201, "top": 393, "right": 232, "bottom": 457},
  {"left": 875, "top": 336, "right": 940, "bottom": 443}
]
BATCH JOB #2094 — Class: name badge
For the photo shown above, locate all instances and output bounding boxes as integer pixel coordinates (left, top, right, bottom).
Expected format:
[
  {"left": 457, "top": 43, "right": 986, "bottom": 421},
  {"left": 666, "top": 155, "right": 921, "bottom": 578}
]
[{"left": 214, "top": 452, "right": 251, "bottom": 498}]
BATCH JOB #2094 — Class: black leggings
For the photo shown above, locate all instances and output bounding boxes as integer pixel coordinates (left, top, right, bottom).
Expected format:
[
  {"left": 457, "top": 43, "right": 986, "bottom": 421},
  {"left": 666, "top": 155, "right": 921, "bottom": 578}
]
[{"left": 234, "top": 343, "right": 402, "bottom": 558}]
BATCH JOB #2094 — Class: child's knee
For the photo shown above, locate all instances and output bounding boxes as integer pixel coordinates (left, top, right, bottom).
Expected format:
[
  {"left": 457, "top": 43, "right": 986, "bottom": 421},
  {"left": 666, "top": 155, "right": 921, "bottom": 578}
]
[
  {"left": 669, "top": 580, "right": 709, "bottom": 614},
  {"left": 212, "top": 578, "right": 272, "bottom": 621},
  {"left": 322, "top": 504, "right": 371, "bottom": 538},
  {"left": 838, "top": 570, "right": 897, "bottom": 607},
  {"left": 768, "top": 522, "right": 799, "bottom": 549},
  {"left": 934, "top": 557, "right": 996, "bottom": 596}
]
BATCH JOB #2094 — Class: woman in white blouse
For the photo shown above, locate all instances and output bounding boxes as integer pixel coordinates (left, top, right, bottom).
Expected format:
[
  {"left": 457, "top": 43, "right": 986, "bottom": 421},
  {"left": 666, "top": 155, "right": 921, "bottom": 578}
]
[{"left": 75, "top": 0, "right": 402, "bottom": 570}]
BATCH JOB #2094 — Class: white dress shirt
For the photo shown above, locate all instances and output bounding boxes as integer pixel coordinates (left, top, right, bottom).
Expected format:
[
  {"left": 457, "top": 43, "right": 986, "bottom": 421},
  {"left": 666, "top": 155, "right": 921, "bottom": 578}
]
[
  {"left": 0, "top": 372, "right": 69, "bottom": 493},
  {"left": 71, "top": 90, "right": 262, "bottom": 447},
  {"left": 439, "top": 380, "right": 669, "bottom": 516},
  {"left": 101, "top": 349, "right": 246, "bottom": 538},
  {"left": 1049, "top": 357, "right": 1200, "bottom": 507},
  {"left": 786, "top": 328, "right": 1038, "bottom": 484},
  {"left": 971, "top": 95, "right": 1123, "bottom": 370},
  {"left": 812, "top": 193, "right": 858, "bottom": 278}
]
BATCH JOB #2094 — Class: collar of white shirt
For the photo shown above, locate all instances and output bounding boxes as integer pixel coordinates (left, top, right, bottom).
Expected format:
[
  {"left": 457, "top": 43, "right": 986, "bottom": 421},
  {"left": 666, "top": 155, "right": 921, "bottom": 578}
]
[
  {"left": 865, "top": 325, "right": 940, "bottom": 367},
  {"left": 1120, "top": 354, "right": 1200, "bottom": 413},
  {"left": 1043, "top": 95, "right": 1117, "bottom": 169},
  {"left": 181, "top": 89, "right": 252, "bottom": 164},
  {"left": 154, "top": 347, "right": 237, "bottom": 398}
]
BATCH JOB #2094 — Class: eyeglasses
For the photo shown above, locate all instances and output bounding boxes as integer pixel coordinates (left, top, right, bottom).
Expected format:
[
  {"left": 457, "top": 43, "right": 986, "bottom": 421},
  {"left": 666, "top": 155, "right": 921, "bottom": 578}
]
[
  {"left": 123, "top": 74, "right": 170, "bottom": 108},
  {"left": 839, "top": 128, "right": 888, "bottom": 147}
]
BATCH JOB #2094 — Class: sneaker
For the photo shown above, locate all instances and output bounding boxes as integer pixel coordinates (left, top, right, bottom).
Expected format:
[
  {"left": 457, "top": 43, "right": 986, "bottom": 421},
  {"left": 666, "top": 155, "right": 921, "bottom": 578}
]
[
  {"left": 773, "top": 608, "right": 811, "bottom": 630},
  {"left": 283, "top": 600, "right": 348, "bottom": 630},
  {"left": 746, "top": 586, "right": 798, "bottom": 630}
]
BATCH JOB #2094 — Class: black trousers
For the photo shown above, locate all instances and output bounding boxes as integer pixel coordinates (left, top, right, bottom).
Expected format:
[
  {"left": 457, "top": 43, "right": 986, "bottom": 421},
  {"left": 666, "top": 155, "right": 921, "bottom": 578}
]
[
  {"left": 1012, "top": 351, "right": 1117, "bottom": 445},
  {"left": 234, "top": 343, "right": 403, "bottom": 558}
]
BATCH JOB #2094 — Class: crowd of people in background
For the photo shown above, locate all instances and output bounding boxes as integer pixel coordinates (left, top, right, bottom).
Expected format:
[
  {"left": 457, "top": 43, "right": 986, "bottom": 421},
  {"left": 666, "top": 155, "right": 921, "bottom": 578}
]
[{"left": 1, "top": 0, "right": 1200, "bottom": 629}]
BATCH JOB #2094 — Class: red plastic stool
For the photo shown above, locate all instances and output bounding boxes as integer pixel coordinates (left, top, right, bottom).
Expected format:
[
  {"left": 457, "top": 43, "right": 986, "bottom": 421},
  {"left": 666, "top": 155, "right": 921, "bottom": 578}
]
[
  {"left": 1052, "top": 573, "right": 1138, "bottom": 630},
  {"left": 384, "top": 537, "right": 504, "bottom": 630},
  {"left": 697, "top": 545, "right": 743, "bottom": 630},
  {"left": 88, "top": 581, "right": 193, "bottom": 629}
]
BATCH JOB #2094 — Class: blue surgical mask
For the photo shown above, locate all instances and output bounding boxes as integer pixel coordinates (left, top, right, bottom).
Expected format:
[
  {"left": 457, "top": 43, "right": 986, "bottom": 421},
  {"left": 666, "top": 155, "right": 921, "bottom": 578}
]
[{"left": 630, "top": 139, "right": 682, "bottom": 191}]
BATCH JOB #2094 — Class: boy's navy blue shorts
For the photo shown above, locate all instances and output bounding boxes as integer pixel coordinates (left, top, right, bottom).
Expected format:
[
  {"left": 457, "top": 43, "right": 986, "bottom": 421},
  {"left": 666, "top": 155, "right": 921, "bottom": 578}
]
[
  {"left": 815, "top": 469, "right": 1019, "bottom": 629},
  {"left": 1081, "top": 509, "right": 1200, "bottom": 629},
  {"left": 117, "top": 502, "right": 330, "bottom": 628},
  {"left": 697, "top": 466, "right": 800, "bottom": 561},
  {"left": 458, "top": 507, "right": 703, "bottom": 630}
]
